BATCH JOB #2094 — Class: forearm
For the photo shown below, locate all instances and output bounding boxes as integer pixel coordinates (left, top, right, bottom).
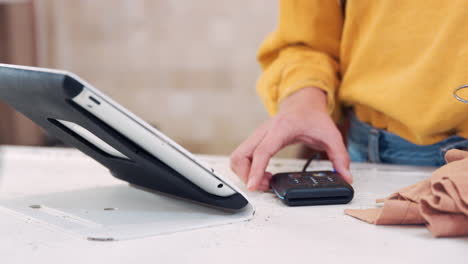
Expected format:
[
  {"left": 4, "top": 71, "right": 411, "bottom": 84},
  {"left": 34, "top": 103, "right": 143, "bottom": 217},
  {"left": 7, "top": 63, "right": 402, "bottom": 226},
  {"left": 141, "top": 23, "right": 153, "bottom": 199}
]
[{"left": 256, "top": 0, "right": 343, "bottom": 116}]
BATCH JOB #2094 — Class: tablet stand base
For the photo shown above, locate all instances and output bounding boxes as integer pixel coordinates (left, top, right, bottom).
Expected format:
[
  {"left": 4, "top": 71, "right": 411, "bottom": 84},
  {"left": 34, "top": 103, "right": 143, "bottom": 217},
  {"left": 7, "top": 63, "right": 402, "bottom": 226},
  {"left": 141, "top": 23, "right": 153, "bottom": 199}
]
[{"left": 0, "top": 184, "right": 254, "bottom": 241}]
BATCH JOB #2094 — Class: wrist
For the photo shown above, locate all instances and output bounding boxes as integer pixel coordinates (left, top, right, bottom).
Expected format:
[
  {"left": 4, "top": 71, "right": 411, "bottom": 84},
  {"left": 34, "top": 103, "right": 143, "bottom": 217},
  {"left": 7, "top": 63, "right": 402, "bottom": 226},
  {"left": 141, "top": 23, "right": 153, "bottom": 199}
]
[{"left": 279, "top": 86, "right": 328, "bottom": 113}]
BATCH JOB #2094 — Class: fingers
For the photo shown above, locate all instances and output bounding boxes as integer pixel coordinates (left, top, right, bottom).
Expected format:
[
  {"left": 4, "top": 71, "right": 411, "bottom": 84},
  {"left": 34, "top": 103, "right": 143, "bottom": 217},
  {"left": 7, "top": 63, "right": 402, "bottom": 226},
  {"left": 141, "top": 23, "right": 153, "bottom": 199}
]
[
  {"left": 230, "top": 121, "right": 270, "bottom": 183},
  {"left": 230, "top": 156, "right": 251, "bottom": 184},
  {"left": 445, "top": 149, "right": 468, "bottom": 163},
  {"left": 247, "top": 128, "right": 289, "bottom": 190},
  {"left": 258, "top": 172, "right": 273, "bottom": 191},
  {"left": 322, "top": 132, "right": 353, "bottom": 184}
]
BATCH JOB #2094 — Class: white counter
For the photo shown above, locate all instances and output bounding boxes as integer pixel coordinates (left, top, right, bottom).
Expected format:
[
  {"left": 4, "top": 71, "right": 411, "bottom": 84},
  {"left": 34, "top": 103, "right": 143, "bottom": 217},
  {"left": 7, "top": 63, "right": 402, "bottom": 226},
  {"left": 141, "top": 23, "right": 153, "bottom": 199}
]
[{"left": 0, "top": 146, "right": 466, "bottom": 264}]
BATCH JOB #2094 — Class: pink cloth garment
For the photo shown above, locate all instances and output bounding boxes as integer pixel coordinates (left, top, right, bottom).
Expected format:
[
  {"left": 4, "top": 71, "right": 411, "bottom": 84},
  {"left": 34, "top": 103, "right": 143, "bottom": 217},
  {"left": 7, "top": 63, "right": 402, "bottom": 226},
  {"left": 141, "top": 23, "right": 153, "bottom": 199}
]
[{"left": 345, "top": 149, "right": 468, "bottom": 237}]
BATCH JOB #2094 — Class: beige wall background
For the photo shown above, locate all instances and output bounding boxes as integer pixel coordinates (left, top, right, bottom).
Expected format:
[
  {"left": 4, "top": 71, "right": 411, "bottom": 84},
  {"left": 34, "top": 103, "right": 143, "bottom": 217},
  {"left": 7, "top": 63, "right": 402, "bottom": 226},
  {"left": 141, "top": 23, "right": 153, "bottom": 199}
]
[
  {"left": 0, "top": 1, "right": 45, "bottom": 145},
  {"left": 33, "top": 0, "right": 299, "bottom": 157}
]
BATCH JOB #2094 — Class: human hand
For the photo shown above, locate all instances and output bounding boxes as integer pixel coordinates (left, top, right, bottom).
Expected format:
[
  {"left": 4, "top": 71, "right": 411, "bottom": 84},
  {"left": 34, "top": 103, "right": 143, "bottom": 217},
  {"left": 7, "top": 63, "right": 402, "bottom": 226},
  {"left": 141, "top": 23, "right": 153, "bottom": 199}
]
[{"left": 230, "top": 87, "right": 352, "bottom": 191}]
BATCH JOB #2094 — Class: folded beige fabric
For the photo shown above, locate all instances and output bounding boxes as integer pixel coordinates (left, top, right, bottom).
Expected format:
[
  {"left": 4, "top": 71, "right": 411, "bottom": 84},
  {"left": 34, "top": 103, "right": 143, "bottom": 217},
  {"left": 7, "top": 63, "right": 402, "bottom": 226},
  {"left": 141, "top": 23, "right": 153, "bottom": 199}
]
[{"left": 345, "top": 149, "right": 468, "bottom": 237}]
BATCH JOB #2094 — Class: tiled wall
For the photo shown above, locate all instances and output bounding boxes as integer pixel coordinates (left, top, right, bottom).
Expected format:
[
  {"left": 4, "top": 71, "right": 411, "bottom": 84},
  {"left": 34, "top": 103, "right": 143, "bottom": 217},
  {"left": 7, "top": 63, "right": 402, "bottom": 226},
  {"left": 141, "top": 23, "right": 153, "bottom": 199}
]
[{"left": 35, "top": 0, "right": 299, "bottom": 157}]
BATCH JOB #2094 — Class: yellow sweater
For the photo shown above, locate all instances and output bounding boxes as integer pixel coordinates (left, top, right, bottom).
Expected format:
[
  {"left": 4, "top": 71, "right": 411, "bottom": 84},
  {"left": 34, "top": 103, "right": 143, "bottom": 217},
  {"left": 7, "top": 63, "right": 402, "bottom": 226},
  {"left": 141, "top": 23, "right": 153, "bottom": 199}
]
[{"left": 257, "top": 0, "right": 468, "bottom": 145}]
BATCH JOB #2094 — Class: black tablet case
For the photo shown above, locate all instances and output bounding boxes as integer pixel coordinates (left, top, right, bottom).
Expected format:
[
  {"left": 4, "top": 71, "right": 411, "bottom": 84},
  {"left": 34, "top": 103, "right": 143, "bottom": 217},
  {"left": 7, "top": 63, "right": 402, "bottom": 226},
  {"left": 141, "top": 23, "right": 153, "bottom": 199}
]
[{"left": 0, "top": 66, "right": 248, "bottom": 210}]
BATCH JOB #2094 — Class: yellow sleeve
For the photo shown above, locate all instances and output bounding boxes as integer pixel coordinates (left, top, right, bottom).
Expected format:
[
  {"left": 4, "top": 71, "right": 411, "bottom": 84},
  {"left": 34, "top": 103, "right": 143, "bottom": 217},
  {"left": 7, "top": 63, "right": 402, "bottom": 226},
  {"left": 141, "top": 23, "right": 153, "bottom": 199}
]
[{"left": 257, "top": 0, "right": 343, "bottom": 116}]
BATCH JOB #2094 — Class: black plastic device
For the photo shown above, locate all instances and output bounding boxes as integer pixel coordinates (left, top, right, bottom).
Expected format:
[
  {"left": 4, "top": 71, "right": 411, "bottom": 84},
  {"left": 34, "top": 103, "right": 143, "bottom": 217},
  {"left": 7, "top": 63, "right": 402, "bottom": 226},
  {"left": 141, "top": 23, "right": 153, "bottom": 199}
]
[
  {"left": 0, "top": 64, "right": 249, "bottom": 211},
  {"left": 270, "top": 170, "right": 354, "bottom": 206}
]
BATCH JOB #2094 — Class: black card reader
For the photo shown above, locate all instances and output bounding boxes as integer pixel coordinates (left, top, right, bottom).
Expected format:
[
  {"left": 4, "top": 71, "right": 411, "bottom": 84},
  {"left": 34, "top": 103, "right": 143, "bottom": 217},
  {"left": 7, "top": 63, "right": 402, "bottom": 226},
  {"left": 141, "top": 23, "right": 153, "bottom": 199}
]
[{"left": 270, "top": 170, "right": 354, "bottom": 206}]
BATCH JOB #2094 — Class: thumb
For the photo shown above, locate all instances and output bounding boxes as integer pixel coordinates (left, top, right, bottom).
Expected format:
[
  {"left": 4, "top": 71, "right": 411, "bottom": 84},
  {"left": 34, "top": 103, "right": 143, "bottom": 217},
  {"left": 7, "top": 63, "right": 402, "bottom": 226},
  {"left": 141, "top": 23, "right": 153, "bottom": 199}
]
[{"left": 324, "top": 140, "right": 353, "bottom": 184}]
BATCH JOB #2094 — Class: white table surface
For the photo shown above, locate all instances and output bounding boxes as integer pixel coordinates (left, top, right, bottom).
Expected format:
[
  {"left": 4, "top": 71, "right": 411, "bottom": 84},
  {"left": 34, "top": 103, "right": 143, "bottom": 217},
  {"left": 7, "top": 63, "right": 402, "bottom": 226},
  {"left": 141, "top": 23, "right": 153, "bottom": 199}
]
[{"left": 0, "top": 146, "right": 466, "bottom": 264}]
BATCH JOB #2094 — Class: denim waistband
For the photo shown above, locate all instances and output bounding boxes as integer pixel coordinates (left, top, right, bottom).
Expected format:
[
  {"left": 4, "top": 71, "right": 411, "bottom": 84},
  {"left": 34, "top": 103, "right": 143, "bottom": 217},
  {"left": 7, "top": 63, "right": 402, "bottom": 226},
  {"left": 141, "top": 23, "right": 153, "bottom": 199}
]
[{"left": 347, "top": 112, "right": 468, "bottom": 166}]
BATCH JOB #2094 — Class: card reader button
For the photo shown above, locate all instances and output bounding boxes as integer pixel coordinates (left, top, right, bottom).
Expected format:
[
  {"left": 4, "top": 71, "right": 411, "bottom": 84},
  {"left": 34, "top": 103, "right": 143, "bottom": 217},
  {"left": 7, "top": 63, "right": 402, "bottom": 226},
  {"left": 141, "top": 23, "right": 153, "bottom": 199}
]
[
  {"left": 288, "top": 174, "right": 303, "bottom": 185},
  {"left": 305, "top": 176, "right": 319, "bottom": 185},
  {"left": 288, "top": 178, "right": 301, "bottom": 185}
]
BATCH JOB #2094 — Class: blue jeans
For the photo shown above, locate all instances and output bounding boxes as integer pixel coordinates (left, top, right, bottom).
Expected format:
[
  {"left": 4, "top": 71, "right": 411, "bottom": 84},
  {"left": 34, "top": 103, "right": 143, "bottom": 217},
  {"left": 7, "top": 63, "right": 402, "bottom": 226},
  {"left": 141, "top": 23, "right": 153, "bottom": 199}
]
[{"left": 347, "top": 113, "right": 468, "bottom": 166}]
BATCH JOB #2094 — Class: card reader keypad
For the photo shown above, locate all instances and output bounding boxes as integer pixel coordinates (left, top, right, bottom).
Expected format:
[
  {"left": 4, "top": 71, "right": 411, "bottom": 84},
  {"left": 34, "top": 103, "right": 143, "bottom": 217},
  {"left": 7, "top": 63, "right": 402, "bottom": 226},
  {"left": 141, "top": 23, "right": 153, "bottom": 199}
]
[{"left": 287, "top": 172, "right": 339, "bottom": 187}]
